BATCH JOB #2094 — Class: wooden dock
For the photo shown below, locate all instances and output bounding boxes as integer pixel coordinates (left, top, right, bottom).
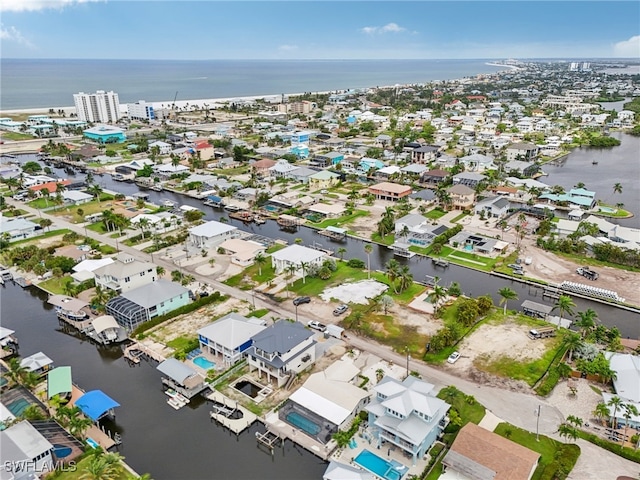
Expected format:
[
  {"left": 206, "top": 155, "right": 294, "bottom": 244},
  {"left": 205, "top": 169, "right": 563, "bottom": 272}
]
[
  {"left": 124, "top": 343, "right": 166, "bottom": 364},
  {"left": 256, "top": 429, "right": 282, "bottom": 452},
  {"left": 431, "top": 258, "right": 450, "bottom": 268},
  {"left": 205, "top": 390, "right": 257, "bottom": 435}
]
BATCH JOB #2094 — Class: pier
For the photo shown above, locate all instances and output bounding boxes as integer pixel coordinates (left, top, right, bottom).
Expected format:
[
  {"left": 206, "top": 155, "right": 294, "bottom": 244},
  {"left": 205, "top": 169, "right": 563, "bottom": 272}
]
[
  {"left": 431, "top": 257, "right": 450, "bottom": 268},
  {"left": 318, "top": 226, "right": 347, "bottom": 242},
  {"left": 256, "top": 429, "right": 282, "bottom": 453},
  {"left": 205, "top": 390, "right": 257, "bottom": 435},
  {"left": 124, "top": 343, "right": 166, "bottom": 364}
]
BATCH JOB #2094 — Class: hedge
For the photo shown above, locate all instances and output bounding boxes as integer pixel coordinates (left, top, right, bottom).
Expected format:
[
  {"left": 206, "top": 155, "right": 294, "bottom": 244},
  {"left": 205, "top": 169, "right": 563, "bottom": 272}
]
[
  {"left": 577, "top": 430, "right": 640, "bottom": 463},
  {"left": 133, "top": 291, "right": 227, "bottom": 337}
]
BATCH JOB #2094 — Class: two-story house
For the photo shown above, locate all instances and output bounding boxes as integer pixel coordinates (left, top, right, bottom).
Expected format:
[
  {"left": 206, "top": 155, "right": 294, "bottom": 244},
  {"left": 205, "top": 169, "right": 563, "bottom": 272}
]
[
  {"left": 447, "top": 184, "right": 476, "bottom": 210},
  {"left": 366, "top": 376, "right": 449, "bottom": 465},
  {"left": 247, "top": 320, "right": 316, "bottom": 387},
  {"left": 93, "top": 253, "right": 157, "bottom": 294},
  {"left": 0, "top": 421, "right": 54, "bottom": 478}
]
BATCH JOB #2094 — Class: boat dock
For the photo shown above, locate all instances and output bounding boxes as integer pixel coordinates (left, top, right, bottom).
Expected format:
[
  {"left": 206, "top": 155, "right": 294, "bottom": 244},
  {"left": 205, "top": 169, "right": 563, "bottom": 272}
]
[
  {"left": 318, "top": 226, "right": 347, "bottom": 242},
  {"left": 431, "top": 258, "right": 450, "bottom": 268},
  {"left": 228, "top": 210, "right": 254, "bottom": 222},
  {"left": 256, "top": 429, "right": 282, "bottom": 453},
  {"left": 13, "top": 277, "right": 31, "bottom": 288},
  {"left": 124, "top": 343, "right": 166, "bottom": 364},
  {"left": 205, "top": 390, "right": 257, "bottom": 435},
  {"left": 261, "top": 411, "right": 334, "bottom": 460}
]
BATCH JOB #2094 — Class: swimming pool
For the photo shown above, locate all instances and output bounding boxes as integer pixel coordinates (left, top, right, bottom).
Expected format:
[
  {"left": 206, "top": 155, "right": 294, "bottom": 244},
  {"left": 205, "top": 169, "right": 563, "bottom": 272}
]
[
  {"left": 264, "top": 205, "right": 278, "bottom": 212},
  {"left": 464, "top": 244, "right": 473, "bottom": 251},
  {"left": 599, "top": 206, "right": 617, "bottom": 214},
  {"left": 193, "top": 356, "right": 215, "bottom": 370},
  {"left": 53, "top": 444, "right": 72, "bottom": 459},
  {"left": 7, "top": 398, "right": 30, "bottom": 416},
  {"left": 285, "top": 411, "right": 321, "bottom": 436},
  {"left": 354, "top": 450, "right": 406, "bottom": 480}
]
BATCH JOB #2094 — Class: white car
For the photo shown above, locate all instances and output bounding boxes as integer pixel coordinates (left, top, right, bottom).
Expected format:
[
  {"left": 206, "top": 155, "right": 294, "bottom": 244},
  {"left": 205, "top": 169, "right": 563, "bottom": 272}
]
[
  {"left": 447, "top": 351, "right": 461, "bottom": 364},
  {"left": 307, "top": 321, "right": 327, "bottom": 332}
]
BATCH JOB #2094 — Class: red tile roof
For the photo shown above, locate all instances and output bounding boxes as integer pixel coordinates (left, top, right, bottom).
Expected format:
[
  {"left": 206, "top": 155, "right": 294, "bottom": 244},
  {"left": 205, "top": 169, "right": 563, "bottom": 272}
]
[{"left": 28, "top": 180, "right": 71, "bottom": 192}]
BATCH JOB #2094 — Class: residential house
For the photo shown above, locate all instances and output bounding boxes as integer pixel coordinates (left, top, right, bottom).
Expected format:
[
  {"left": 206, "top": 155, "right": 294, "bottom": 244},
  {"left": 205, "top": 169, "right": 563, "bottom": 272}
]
[
  {"left": 188, "top": 221, "right": 238, "bottom": 249},
  {"left": 538, "top": 188, "right": 596, "bottom": 210},
  {"left": 251, "top": 159, "right": 276, "bottom": 177},
  {"left": 106, "top": 279, "right": 190, "bottom": 331},
  {"left": 53, "top": 244, "right": 89, "bottom": 263},
  {"left": 452, "top": 172, "right": 486, "bottom": 188},
  {"left": 281, "top": 358, "right": 370, "bottom": 443},
  {"left": 289, "top": 166, "right": 317, "bottom": 184},
  {"left": 323, "top": 461, "right": 374, "bottom": 480},
  {"left": 602, "top": 353, "right": 640, "bottom": 430},
  {"left": 474, "top": 196, "right": 510, "bottom": 218},
  {"left": 218, "top": 238, "right": 266, "bottom": 267},
  {"left": 0, "top": 163, "right": 21, "bottom": 180},
  {"left": 149, "top": 140, "right": 171, "bottom": 155},
  {"left": 359, "top": 158, "right": 385, "bottom": 174},
  {"left": 394, "top": 213, "right": 448, "bottom": 248},
  {"left": 458, "top": 153, "right": 495, "bottom": 172},
  {"left": 411, "top": 145, "right": 439, "bottom": 163},
  {"left": 197, "top": 313, "right": 267, "bottom": 366},
  {"left": 62, "top": 190, "right": 92, "bottom": 205},
  {"left": 234, "top": 187, "right": 257, "bottom": 203},
  {"left": 130, "top": 212, "right": 179, "bottom": 235},
  {"left": 449, "top": 231, "right": 508, "bottom": 254},
  {"left": 421, "top": 169, "right": 449, "bottom": 186},
  {"left": 71, "top": 257, "right": 114, "bottom": 283},
  {"left": 442, "top": 423, "right": 540, "bottom": 480},
  {"left": 0, "top": 215, "right": 40, "bottom": 242},
  {"left": 0, "top": 421, "right": 54, "bottom": 479},
  {"left": 375, "top": 165, "right": 401, "bottom": 179},
  {"left": 310, "top": 151, "right": 344, "bottom": 168},
  {"left": 271, "top": 244, "right": 327, "bottom": 275},
  {"left": 504, "top": 160, "right": 539, "bottom": 178},
  {"left": 447, "top": 184, "right": 476, "bottom": 210},
  {"left": 368, "top": 182, "right": 412, "bottom": 201},
  {"left": 506, "top": 142, "right": 539, "bottom": 161},
  {"left": 400, "top": 164, "right": 428, "bottom": 178},
  {"left": 306, "top": 203, "right": 346, "bottom": 219},
  {"left": 93, "top": 253, "right": 157, "bottom": 294},
  {"left": 192, "top": 140, "right": 214, "bottom": 161},
  {"left": 247, "top": 320, "right": 316, "bottom": 387},
  {"left": 28, "top": 179, "right": 71, "bottom": 196},
  {"left": 269, "top": 159, "right": 298, "bottom": 179},
  {"left": 308, "top": 170, "right": 340, "bottom": 190},
  {"left": 366, "top": 376, "right": 450, "bottom": 465},
  {"left": 154, "top": 163, "right": 190, "bottom": 179}
]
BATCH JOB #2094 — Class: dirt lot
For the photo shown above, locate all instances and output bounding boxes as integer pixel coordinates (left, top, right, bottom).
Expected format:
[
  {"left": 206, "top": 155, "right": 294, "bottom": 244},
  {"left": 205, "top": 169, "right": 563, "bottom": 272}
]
[{"left": 445, "top": 319, "right": 553, "bottom": 392}]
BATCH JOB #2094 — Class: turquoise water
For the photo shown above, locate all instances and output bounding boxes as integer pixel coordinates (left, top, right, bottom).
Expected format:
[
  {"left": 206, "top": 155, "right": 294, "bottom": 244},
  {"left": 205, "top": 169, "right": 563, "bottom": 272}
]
[
  {"left": 193, "top": 356, "right": 215, "bottom": 370},
  {"left": 53, "top": 444, "right": 72, "bottom": 458},
  {"left": 464, "top": 244, "right": 473, "bottom": 251},
  {"left": 264, "top": 205, "right": 278, "bottom": 212},
  {"left": 285, "top": 411, "right": 321, "bottom": 436},
  {"left": 355, "top": 450, "right": 403, "bottom": 480},
  {"left": 7, "top": 399, "right": 30, "bottom": 416},
  {"left": 599, "top": 206, "right": 616, "bottom": 213}
]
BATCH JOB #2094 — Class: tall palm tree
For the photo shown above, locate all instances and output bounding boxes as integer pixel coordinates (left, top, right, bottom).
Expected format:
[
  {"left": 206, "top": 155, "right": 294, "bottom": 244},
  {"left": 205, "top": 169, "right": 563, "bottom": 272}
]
[
  {"left": 254, "top": 252, "right": 266, "bottom": 276},
  {"left": 6, "top": 357, "right": 27, "bottom": 386},
  {"left": 385, "top": 259, "right": 400, "bottom": 294},
  {"left": 337, "top": 247, "right": 347, "bottom": 261},
  {"left": 553, "top": 295, "right": 576, "bottom": 325},
  {"left": 593, "top": 402, "right": 610, "bottom": 427},
  {"left": 137, "top": 217, "right": 150, "bottom": 240},
  {"left": 613, "top": 182, "right": 623, "bottom": 195},
  {"left": 563, "top": 331, "right": 582, "bottom": 363},
  {"left": 497, "top": 287, "right": 518, "bottom": 315},
  {"left": 39, "top": 218, "right": 53, "bottom": 232},
  {"left": 427, "top": 284, "right": 447, "bottom": 314},
  {"left": 621, "top": 403, "right": 639, "bottom": 448},
  {"left": 41, "top": 187, "right": 50, "bottom": 207},
  {"left": 607, "top": 395, "right": 623, "bottom": 430},
  {"left": 88, "top": 184, "right": 103, "bottom": 202},
  {"left": 299, "top": 261, "right": 309, "bottom": 284},
  {"left": 397, "top": 265, "right": 413, "bottom": 293},
  {"left": 364, "top": 244, "right": 373, "bottom": 279},
  {"left": 80, "top": 454, "right": 122, "bottom": 480},
  {"left": 68, "top": 412, "right": 93, "bottom": 439},
  {"left": 286, "top": 263, "right": 297, "bottom": 297},
  {"left": 575, "top": 308, "right": 598, "bottom": 338}
]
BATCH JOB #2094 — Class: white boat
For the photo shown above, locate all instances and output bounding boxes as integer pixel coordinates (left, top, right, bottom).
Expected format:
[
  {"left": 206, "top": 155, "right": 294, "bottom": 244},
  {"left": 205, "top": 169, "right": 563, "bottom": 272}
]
[{"left": 163, "top": 200, "right": 176, "bottom": 208}]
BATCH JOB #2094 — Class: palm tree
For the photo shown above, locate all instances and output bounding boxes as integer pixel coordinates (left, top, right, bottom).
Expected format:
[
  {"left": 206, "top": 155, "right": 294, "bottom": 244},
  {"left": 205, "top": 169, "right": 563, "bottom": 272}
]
[
  {"left": 6, "top": 357, "right": 27, "bottom": 386},
  {"left": 385, "top": 259, "right": 400, "bottom": 294},
  {"left": 137, "top": 217, "right": 150, "bottom": 239},
  {"left": 63, "top": 281, "right": 77, "bottom": 298},
  {"left": 566, "top": 415, "right": 583, "bottom": 428},
  {"left": 88, "top": 184, "right": 103, "bottom": 202},
  {"left": 593, "top": 402, "right": 610, "bottom": 427},
  {"left": 299, "top": 261, "right": 309, "bottom": 284},
  {"left": 91, "top": 285, "right": 109, "bottom": 310},
  {"left": 563, "top": 331, "right": 582, "bottom": 363},
  {"left": 156, "top": 266, "right": 165, "bottom": 277},
  {"left": 346, "top": 311, "right": 364, "bottom": 333},
  {"left": 39, "top": 218, "right": 53, "bottom": 232},
  {"left": 427, "top": 284, "right": 447, "bottom": 314},
  {"left": 80, "top": 453, "right": 123, "bottom": 480},
  {"left": 557, "top": 422, "right": 578, "bottom": 443},
  {"left": 622, "top": 403, "right": 639, "bottom": 448},
  {"left": 286, "top": 263, "right": 297, "bottom": 297},
  {"left": 613, "top": 182, "right": 623, "bottom": 195},
  {"left": 337, "top": 247, "right": 347, "bottom": 261},
  {"left": 379, "top": 295, "right": 394, "bottom": 315},
  {"left": 375, "top": 368, "right": 385, "bottom": 383},
  {"left": 497, "top": 287, "right": 518, "bottom": 315},
  {"left": 68, "top": 412, "right": 93, "bottom": 439},
  {"left": 553, "top": 295, "right": 576, "bottom": 325},
  {"left": 575, "top": 309, "right": 598, "bottom": 338},
  {"left": 397, "top": 265, "right": 413, "bottom": 293},
  {"left": 364, "top": 244, "right": 373, "bottom": 279},
  {"left": 41, "top": 187, "right": 50, "bottom": 207},
  {"left": 607, "top": 395, "right": 624, "bottom": 430},
  {"left": 254, "top": 252, "right": 266, "bottom": 276}
]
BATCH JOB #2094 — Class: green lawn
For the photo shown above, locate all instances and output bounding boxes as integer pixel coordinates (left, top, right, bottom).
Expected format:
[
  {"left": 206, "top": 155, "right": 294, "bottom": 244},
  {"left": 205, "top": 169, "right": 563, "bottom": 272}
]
[
  {"left": 10, "top": 228, "right": 72, "bottom": 246},
  {"left": 494, "top": 423, "right": 580, "bottom": 480},
  {"left": 224, "top": 261, "right": 277, "bottom": 289},
  {"left": 311, "top": 209, "right": 369, "bottom": 230},
  {"left": 86, "top": 222, "right": 110, "bottom": 234},
  {"left": 1, "top": 132, "right": 35, "bottom": 141},
  {"left": 250, "top": 308, "right": 270, "bottom": 318},
  {"left": 437, "top": 386, "right": 486, "bottom": 426},
  {"left": 450, "top": 212, "right": 468, "bottom": 223},
  {"left": 210, "top": 166, "right": 250, "bottom": 176},
  {"left": 27, "top": 198, "right": 52, "bottom": 209},
  {"left": 38, "top": 275, "right": 74, "bottom": 295},
  {"left": 53, "top": 455, "right": 137, "bottom": 480},
  {"left": 370, "top": 232, "right": 395, "bottom": 246},
  {"left": 424, "top": 207, "right": 447, "bottom": 220}
]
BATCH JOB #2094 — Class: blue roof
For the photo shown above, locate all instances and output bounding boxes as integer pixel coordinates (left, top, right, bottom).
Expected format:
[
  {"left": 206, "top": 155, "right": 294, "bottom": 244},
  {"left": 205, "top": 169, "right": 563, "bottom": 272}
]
[
  {"left": 207, "top": 195, "right": 222, "bottom": 203},
  {"left": 75, "top": 390, "right": 120, "bottom": 421}
]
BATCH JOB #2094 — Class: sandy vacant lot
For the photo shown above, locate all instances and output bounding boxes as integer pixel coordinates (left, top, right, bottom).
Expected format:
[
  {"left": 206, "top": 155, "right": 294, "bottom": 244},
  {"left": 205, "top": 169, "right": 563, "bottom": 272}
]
[{"left": 446, "top": 320, "right": 553, "bottom": 392}]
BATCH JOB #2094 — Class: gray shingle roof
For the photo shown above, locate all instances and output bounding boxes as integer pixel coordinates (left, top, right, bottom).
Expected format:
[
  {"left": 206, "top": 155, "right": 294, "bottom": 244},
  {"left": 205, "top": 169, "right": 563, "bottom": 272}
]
[
  {"left": 121, "top": 280, "right": 189, "bottom": 308},
  {"left": 250, "top": 320, "right": 312, "bottom": 354}
]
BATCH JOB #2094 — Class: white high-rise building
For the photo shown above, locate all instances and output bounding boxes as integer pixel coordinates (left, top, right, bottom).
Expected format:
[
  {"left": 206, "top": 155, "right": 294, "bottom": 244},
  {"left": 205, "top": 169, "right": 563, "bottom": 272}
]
[
  {"left": 73, "top": 90, "right": 121, "bottom": 123},
  {"left": 127, "top": 100, "right": 155, "bottom": 121}
]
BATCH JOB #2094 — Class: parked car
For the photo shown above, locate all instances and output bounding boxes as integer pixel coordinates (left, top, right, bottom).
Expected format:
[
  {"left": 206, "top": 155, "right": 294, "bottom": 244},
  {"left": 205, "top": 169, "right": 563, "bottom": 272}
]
[
  {"left": 333, "top": 304, "right": 348, "bottom": 316},
  {"left": 293, "top": 296, "right": 311, "bottom": 306},
  {"left": 307, "top": 320, "right": 327, "bottom": 332},
  {"left": 447, "top": 351, "right": 461, "bottom": 364}
]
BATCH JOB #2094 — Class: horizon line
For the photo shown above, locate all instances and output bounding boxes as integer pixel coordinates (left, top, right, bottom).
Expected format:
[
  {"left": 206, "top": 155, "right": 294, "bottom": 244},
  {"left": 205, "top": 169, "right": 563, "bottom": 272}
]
[{"left": 3, "top": 57, "right": 638, "bottom": 61}]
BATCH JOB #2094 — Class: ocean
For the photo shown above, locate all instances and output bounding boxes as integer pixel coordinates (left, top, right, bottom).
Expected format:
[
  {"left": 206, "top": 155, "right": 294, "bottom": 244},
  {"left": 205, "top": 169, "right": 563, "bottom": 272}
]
[{"left": 0, "top": 58, "right": 505, "bottom": 110}]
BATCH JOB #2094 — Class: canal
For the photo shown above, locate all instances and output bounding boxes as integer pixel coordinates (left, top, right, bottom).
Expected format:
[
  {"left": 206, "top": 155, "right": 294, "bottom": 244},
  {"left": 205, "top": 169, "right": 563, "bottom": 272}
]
[
  {"left": 4, "top": 150, "right": 640, "bottom": 337},
  {"left": 0, "top": 282, "right": 329, "bottom": 480}
]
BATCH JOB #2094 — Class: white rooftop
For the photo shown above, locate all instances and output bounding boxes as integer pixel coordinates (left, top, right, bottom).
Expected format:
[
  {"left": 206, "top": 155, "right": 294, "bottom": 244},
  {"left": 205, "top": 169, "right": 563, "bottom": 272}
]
[{"left": 189, "top": 220, "right": 237, "bottom": 238}]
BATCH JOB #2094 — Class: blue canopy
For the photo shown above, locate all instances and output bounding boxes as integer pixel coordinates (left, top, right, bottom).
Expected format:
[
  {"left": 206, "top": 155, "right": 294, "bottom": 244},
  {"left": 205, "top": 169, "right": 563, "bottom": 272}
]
[
  {"left": 75, "top": 390, "right": 120, "bottom": 421},
  {"left": 207, "top": 195, "right": 222, "bottom": 203}
]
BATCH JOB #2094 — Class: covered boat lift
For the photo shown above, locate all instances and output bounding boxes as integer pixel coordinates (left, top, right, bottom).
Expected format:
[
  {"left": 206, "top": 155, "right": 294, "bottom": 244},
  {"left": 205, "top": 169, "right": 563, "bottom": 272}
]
[
  {"left": 75, "top": 390, "right": 120, "bottom": 422},
  {"left": 47, "top": 366, "right": 72, "bottom": 400}
]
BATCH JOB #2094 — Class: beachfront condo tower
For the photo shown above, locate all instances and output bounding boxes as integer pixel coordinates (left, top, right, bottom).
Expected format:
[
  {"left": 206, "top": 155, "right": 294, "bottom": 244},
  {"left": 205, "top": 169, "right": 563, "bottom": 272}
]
[{"left": 73, "top": 90, "right": 121, "bottom": 123}]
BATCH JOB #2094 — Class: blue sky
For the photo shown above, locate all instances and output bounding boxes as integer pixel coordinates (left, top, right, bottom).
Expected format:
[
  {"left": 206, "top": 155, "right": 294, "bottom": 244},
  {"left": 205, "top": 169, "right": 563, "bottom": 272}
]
[{"left": 1, "top": 1, "right": 639, "bottom": 59}]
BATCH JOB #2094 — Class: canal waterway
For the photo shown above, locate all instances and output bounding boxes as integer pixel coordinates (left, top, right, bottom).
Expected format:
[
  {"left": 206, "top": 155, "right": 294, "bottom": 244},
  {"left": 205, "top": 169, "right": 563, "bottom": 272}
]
[
  {"left": 0, "top": 282, "right": 329, "bottom": 480},
  {"left": 4, "top": 151, "right": 640, "bottom": 337}
]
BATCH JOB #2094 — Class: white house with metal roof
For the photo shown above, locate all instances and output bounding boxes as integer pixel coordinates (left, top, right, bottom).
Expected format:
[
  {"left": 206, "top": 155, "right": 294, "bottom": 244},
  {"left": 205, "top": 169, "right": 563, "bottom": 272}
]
[
  {"left": 20, "top": 352, "right": 53, "bottom": 376},
  {"left": 93, "top": 253, "right": 157, "bottom": 293},
  {"left": 0, "top": 420, "right": 54, "bottom": 478},
  {"left": 197, "top": 313, "right": 267, "bottom": 366},
  {"left": 366, "top": 376, "right": 450, "bottom": 465},
  {"left": 0, "top": 215, "right": 40, "bottom": 243},
  {"left": 188, "top": 220, "right": 238, "bottom": 249},
  {"left": 271, "top": 244, "right": 327, "bottom": 275}
]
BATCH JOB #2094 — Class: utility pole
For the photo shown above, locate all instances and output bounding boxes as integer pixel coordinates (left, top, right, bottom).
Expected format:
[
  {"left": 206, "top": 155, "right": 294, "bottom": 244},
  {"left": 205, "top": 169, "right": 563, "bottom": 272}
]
[
  {"left": 405, "top": 347, "right": 410, "bottom": 378},
  {"left": 535, "top": 405, "right": 541, "bottom": 441}
]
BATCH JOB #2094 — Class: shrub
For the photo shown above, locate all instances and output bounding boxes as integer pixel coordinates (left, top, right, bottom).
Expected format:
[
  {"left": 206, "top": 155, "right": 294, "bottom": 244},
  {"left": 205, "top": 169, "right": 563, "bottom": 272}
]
[{"left": 347, "top": 258, "right": 365, "bottom": 268}]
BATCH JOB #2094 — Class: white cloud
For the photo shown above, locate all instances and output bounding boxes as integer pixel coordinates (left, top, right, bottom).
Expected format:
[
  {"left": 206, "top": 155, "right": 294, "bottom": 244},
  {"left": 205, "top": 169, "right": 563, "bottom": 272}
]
[
  {"left": 0, "top": 24, "right": 34, "bottom": 47},
  {"left": 278, "top": 44, "right": 299, "bottom": 52},
  {"left": 360, "top": 22, "right": 407, "bottom": 35},
  {"left": 1, "top": 0, "right": 101, "bottom": 12},
  {"left": 613, "top": 35, "right": 640, "bottom": 58}
]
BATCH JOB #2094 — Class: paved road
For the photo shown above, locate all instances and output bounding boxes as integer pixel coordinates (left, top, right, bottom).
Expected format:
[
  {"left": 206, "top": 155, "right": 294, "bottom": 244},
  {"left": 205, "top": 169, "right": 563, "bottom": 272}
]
[{"left": 10, "top": 200, "right": 637, "bottom": 479}]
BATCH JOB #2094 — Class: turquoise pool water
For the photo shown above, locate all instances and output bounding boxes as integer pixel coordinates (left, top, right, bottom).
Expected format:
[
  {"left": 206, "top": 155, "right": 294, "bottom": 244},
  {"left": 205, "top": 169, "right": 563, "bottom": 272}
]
[
  {"left": 7, "top": 398, "right": 30, "bottom": 416},
  {"left": 286, "top": 411, "right": 321, "bottom": 436},
  {"left": 193, "top": 356, "right": 215, "bottom": 370},
  {"left": 354, "top": 450, "right": 404, "bottom": 480},
  {"left": 599, "top": 206, "right": 616, "bottom": 214},
  {"left": 53, "top": 444, "right": 72, "bottom": 458},
  {"left": 464, "top": 244, "right": 473, "bottom": 251},
  {"left": 264, "top": 205, "right": 278, "bottom": 212}
]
